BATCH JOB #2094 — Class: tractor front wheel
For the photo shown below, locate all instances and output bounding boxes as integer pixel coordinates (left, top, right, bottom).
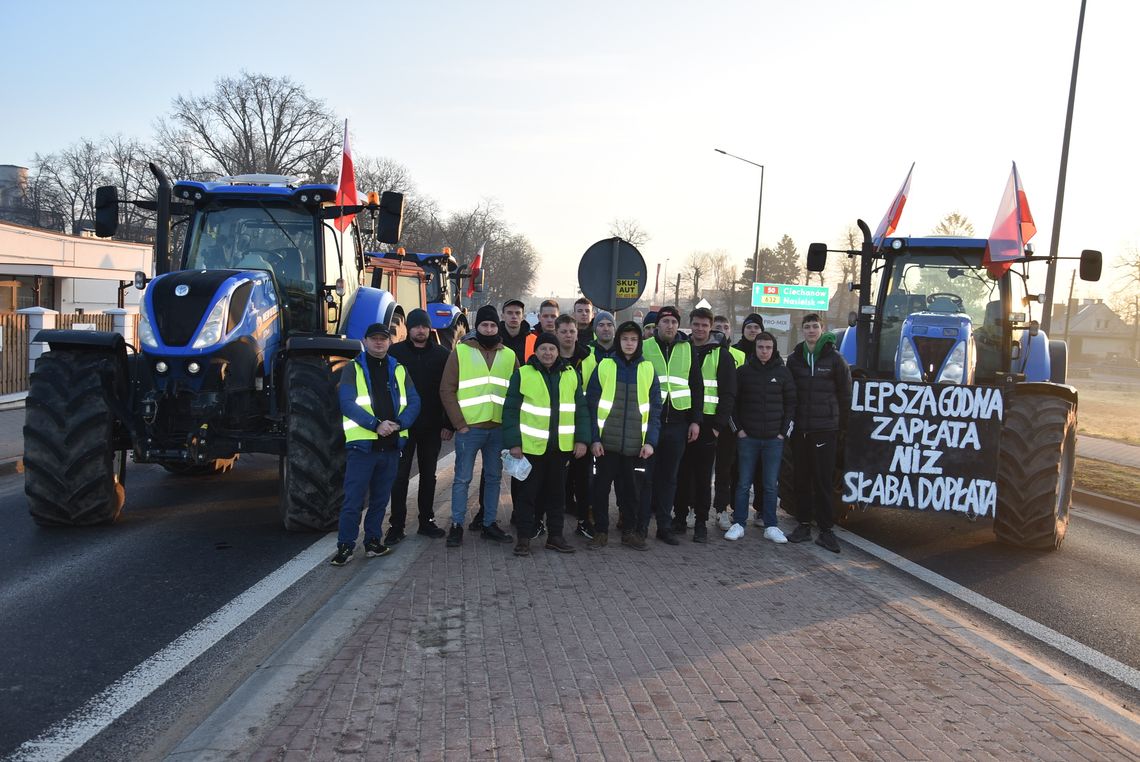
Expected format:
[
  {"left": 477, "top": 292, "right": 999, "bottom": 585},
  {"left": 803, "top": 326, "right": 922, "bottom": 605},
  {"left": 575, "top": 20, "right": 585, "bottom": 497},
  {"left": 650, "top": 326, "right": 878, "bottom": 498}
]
[
  {"left": 280, "top": 356, "right": 347, "bottom": 532},
  {"left": 994, "top": 394, "right": 1076, "bottom": 550}
]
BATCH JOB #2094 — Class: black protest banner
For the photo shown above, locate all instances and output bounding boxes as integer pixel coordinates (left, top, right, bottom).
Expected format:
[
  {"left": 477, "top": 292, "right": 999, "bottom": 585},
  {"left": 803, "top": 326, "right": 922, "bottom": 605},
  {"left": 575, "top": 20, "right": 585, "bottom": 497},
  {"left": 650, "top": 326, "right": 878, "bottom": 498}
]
[{"left": 842, "top": 380, "right": 1004, "bottom": 516}]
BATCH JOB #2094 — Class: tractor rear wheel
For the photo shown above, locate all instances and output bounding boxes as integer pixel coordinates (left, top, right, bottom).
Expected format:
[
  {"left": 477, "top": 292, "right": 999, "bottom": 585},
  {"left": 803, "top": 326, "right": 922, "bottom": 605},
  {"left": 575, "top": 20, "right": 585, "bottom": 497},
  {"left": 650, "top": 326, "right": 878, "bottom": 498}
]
[
  {"left": 994, "top": 394, "right": 1075, "bottom": 550},
  {"left": 437, "top": 318, "right": 468, "bottom": 352},
  {"left": 24, "top": 350, "right": 126, "bottom": 526},
  {"left": 280, "top": 356, "right": 347, "bottom": 532}
]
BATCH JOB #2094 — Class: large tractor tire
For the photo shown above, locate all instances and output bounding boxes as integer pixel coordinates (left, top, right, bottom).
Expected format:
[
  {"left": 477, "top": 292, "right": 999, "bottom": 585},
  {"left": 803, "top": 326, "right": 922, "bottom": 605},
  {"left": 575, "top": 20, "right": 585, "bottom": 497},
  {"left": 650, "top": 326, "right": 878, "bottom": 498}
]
[
  {"left": 437, "top": 318, "right": 468, "bottom": 352},
  {"left": 163, "top": 456, "right": 239, "bottom": 476},
  {"left": 280, "top": 356, "right": 347, "bottom": 532},
  {"left": 24, "top": 350, "right": 126, "bottom": 526},
  {"left": 994, "top": 393, "right": 1076, "bottom": 550}
]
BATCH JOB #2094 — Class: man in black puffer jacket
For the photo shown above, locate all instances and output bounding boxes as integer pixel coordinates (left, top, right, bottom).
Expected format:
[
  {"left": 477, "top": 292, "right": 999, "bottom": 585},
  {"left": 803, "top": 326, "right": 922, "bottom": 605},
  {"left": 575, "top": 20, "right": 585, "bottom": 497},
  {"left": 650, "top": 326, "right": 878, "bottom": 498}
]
[
  {"left": 785, "top": 313, "right": 852, "bottom": 553},
  {"left": 726, "top": 332, "right": 796, "bottom": 543}
]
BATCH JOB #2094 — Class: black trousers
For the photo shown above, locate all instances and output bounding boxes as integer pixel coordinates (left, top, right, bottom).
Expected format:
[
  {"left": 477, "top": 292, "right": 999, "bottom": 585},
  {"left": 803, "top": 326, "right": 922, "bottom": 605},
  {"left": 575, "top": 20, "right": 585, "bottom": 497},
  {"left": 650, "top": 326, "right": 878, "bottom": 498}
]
[
  {"left": 591, "top": 451, "right": 643, "bottom": 534},
  {"left": 792, "top": 430, "right": 838, "bottom": 531},
  {"left": 673, "top": 426, "right": 718, "bottom": 524},
  {"left": 564, "top": 453, "right": 592, "bottom": 522},
  {"left": 644, "top": 422, "right": 687, "bottom": 533},
  {"left": 515, "top": 450, "right": 569, "bottom": 539},
  {"left": 389, "top": 429, "right": 442, "bottom": 530}
]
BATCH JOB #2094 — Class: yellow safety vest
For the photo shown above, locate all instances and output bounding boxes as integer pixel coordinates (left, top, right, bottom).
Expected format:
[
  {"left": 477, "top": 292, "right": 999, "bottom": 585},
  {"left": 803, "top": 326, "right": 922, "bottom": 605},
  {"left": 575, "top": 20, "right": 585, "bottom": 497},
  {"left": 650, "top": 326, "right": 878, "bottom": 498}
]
[
  {"left": 456, "top": 343, "right": 515, "bottom": 425},
  {"left": 343, "top": 358, "right": 409, "bottom": 442},
  {"left": 729, "top": 346, "right": 746, "bottom": 368},
  {"left": 517, "top": 365, "right": 578, "bottom": 455},
  {"left": 641, "top": 338, "right": 692, "bottom": 410},
  {"left": 700, "top": 347, "right": 721, "bottom": 416},
  {"left": 595, "top": 358, "right": 654, "bottom": 445}
]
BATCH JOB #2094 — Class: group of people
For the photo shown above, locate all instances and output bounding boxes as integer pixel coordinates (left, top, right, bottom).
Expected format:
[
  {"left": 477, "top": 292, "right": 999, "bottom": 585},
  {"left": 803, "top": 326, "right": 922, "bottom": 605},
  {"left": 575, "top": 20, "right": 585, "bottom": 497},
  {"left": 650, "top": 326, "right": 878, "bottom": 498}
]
[{"left": 329, "top": 296, "right": 852, "bottom": 566}]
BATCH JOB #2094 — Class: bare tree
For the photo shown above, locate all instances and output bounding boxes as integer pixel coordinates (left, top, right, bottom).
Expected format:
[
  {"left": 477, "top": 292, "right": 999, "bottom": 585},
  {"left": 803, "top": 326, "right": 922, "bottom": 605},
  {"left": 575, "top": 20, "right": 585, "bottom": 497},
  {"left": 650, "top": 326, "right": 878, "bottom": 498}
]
[
  {"left": 608, "top": 218, "right": 651, "bottom": 249},
  {"left": 33, "top": 140, "right": 108, "bottom": 233},
  {"left": 820, "top": 225, "right": 861, "bottom": 320},
  {"left": 1109, "top": 246, "right": 1140, "bottom": 358},
  {"left": 932, "top": 211, "right": 975, "bottom": 237},
  {"left": 162, "top": 72, "right": 340, "bottom": 178},
  {"left": 439, "top": 200, "right": 538, "bottom": 307},
  {"left": 103, "top": 135, "right": 155, "bottom": 242}
]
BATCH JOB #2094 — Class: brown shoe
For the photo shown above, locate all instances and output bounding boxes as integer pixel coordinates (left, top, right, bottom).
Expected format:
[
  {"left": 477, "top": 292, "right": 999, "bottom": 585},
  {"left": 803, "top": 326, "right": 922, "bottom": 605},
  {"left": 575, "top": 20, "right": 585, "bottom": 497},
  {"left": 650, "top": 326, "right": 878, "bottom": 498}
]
[
  {"left": 545, "top": 535, "right": 576, "bottom": 553},
  {"left": 513, "top": 537, "right": 530, "bottom": 557},
  {"left": 587, "top": 532, "right": 608, "bottom": 550},
  {"left": 628, "top": 533, "right": 649, "bottom": 551}
]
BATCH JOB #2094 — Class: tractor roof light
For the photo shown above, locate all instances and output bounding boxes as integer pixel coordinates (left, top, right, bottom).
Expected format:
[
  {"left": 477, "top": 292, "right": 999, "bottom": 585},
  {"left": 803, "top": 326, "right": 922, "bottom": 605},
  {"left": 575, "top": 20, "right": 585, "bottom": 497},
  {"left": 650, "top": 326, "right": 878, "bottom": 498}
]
[
  {"left": 891, "top": 239, "right": 904, "bottom": 250},
  {"left": 366, "top": 191, "right": 380, "bottom": 206}
]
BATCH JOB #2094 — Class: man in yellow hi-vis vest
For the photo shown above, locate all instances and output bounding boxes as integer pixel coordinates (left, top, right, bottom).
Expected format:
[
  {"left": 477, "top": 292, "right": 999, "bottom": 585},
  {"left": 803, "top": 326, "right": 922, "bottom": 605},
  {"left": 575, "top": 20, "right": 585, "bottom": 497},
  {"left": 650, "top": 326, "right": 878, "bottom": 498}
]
[
  {"left": 331, "top": 323, "right": 422, "bottom": 567},
  {"left": 440, "top": 305, "right": 519, "bottom": 547}
]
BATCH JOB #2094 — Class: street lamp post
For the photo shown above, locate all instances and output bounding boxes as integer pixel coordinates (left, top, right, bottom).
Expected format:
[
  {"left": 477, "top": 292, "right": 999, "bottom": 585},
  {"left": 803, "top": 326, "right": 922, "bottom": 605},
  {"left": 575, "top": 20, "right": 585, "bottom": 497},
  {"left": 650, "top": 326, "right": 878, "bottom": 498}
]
[{"left": 715, "top": 148, "right": 765, "bottom": 295}]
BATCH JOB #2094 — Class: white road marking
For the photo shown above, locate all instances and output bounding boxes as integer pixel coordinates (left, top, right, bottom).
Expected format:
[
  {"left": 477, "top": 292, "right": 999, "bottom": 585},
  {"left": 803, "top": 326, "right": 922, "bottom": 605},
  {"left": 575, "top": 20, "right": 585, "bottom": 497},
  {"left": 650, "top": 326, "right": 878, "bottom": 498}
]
[
  {"left": 10, "top": 452, "right": 455, "bottom": 762},
  {"left": 835, "top": 526, "right": 1140, "bottom": 693}
]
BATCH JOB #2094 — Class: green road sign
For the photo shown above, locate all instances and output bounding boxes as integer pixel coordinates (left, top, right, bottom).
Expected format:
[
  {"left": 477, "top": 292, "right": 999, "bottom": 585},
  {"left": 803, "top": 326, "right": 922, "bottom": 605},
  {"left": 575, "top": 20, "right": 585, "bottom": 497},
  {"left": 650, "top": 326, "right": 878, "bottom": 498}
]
[{"left": 751, "top": 282, "right": 830, "bottom": 310}]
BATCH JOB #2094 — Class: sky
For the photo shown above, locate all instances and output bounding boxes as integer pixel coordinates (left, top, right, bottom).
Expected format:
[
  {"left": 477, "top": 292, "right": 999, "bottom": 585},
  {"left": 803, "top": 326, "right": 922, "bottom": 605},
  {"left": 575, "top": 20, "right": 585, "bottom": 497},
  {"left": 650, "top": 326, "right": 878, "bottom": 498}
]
[{"left": 3, "top": 0, "right": 1136, "bottom": 307}]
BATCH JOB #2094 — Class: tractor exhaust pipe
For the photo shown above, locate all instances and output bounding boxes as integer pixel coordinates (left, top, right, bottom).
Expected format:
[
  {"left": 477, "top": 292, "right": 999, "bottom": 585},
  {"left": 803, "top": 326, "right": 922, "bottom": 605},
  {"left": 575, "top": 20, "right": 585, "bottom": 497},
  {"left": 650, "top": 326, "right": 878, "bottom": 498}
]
[{"left": 149, "top": 162, "right": 172, "bottom": 276}]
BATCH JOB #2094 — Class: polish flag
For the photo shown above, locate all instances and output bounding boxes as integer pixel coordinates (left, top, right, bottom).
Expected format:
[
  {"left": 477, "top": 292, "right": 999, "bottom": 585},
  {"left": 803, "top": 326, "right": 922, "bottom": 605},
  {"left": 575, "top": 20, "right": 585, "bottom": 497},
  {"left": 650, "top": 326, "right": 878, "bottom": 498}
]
[
  {"left": 984, "top": 162, "right": 1037, "bottom": 279},
  {"left": 872, "top": 162, "right": 915, "bottom": 250},
  {"left": 334, "top": 119, "right": 357, "bottom": 232},
  {"left": 466, "top": 243, "right": 484, "bottom": 298}
]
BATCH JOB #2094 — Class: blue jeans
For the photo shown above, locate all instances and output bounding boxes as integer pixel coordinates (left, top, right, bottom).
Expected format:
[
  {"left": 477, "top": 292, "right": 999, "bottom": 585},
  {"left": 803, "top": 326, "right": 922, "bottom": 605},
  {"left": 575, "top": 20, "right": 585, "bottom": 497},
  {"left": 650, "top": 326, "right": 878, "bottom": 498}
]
[
  {"left": 338, "top": 447, "right": 401, "bottom": 545},
  {"left": 450, "top": 427, "right": 503, "bottom": 526},
  {"left": 733, "top": 436, "right": 783, "bottom": 528}
]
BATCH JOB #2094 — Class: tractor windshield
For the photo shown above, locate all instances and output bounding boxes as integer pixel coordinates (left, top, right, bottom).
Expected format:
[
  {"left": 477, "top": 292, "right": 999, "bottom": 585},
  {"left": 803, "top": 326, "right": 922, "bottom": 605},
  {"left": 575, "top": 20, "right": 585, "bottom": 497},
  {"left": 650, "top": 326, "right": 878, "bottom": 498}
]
[
  {"left": 184, "top": 204, "right": 320, "bottom": 332},
  {"left": 878, "top": 252, "right": 999, "bottom": 373}
]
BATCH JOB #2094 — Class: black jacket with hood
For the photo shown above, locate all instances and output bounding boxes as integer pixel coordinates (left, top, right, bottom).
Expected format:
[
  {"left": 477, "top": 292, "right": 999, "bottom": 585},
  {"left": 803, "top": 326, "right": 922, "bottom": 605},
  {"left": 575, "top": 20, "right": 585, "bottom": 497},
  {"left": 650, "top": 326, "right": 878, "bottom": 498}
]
[
  {"left": 733, "top": 350, "right": 796, "bottom": 439},
  {"left": 785, "top": 332, "right": 852, "bottom": 433}
]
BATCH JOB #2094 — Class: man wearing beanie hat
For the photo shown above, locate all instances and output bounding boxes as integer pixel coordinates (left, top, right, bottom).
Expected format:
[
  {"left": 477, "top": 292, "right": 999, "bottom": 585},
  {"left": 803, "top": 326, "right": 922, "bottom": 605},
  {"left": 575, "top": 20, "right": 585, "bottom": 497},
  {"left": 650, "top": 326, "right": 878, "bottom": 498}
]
[
  {"left": 639, "top": 305, "right": 704, "bottom": 545},
  {"left": 387, "top": 308, "right": 452, "bottom": 544},
  {"left": 440, "top": 303, "right": 518, "bottom": 547},
  {"left": 642, "top": 310, "right": 659, "bottom": 340},
  {"left": 737, "top": 313, "right": 765, "bottom": 355}
]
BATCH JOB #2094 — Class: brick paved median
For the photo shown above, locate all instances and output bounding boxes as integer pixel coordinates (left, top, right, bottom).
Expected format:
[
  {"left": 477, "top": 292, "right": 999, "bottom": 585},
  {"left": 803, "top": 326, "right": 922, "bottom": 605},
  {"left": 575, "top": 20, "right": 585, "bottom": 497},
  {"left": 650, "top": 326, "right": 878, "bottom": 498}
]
[{"left": 250, "top": 505, "right": 1139, "bottom": 761}]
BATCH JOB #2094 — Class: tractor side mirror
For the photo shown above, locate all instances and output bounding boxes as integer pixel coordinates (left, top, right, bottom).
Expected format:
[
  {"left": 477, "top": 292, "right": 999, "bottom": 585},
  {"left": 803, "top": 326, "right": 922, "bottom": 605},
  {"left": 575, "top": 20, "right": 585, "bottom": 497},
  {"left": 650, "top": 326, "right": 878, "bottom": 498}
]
[
  {"left": 375, "top": 191, "right": 405, "bottom": 244},
  {"left": 806, "top": 243, "right": 827, "bottom": 272},
  {"left": 1079, "top": 249, "right": 1102, "bottom": 281},
  {"left": 471, "top": 266, "right": 485, "bottom": 294},
  {"left": 94, "top": 185, "right": 120, "bottom": 238}
]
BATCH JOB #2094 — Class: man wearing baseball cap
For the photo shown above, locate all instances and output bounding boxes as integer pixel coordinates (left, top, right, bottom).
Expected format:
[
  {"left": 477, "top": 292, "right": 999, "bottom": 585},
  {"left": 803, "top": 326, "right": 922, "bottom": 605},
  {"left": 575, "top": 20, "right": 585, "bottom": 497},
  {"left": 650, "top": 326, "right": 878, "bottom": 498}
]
[
  {"left": 499, "top": 298, "right": 531, "bottom": 363},
  {"left": 331, "top": 322, "right": 422, "bottom": 566}
]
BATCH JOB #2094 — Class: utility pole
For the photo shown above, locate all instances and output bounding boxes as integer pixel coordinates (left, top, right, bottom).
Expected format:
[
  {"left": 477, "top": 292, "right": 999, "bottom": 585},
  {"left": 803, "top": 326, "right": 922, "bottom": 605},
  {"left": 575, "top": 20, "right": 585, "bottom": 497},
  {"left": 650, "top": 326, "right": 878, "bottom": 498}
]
[
  {"left": 674, "top": 274, "right": 680, "bottom": 307},
  {"left": 1042, "top": 0, "right": 1087, "bottom": 335}
]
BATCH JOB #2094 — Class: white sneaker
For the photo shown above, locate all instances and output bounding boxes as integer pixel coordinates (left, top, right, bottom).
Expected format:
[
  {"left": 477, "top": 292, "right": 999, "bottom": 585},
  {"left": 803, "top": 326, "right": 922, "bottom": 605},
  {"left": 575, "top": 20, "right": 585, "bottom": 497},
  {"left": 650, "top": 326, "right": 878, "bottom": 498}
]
[
  {"left": 717, "top": 512, "right": 733, "bottom": 531},
  {"left": 763, "top": 526, "right": 788, "bottom": 544},
  {"left": 724, "top": 523, "right": 745, "bottom": 541},
  {"left": 686, "top": 513, "right": 695, "bottom": 528}
]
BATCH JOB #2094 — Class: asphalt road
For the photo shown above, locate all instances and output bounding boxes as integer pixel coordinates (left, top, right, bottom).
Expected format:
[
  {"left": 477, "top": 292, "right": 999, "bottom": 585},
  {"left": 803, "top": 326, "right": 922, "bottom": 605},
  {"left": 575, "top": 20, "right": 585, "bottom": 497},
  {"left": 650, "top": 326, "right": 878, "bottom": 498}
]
[{"left": 0, "top": 454, "right": 1136, "bottom": 758}]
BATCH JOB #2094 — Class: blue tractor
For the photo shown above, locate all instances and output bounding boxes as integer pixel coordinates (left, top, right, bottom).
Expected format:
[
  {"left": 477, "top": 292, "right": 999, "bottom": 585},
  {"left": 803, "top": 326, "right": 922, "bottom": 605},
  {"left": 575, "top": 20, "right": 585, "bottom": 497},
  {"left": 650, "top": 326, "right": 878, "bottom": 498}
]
[
  {"left": 802, "top": 217, "right": 1102, "bottom": 550},
  {"left": 23, "top": 164, "right": 406, "bottom": 531}
]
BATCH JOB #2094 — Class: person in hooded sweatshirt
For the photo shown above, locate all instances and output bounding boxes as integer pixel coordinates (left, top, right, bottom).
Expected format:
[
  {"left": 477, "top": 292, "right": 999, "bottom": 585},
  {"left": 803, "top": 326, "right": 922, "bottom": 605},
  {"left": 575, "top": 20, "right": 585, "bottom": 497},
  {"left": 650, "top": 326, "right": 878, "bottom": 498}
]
[
  {"left": 586, "top": 321, "right": 663, "bottom": 550},
  {"left": 784, "top": 313, "right": 852, "bottom": 553},
  {"left": 501, "top": 332, "right": 591, "bottom": 556},
  {"left": 440, "top": 304, "right": 519, "bottom": 547},
  {"left": 726, "top": 331, "right": 796, "bottom": 543},
  {"left": 386, "top": 308, "right": 452, "bottom": 544}
]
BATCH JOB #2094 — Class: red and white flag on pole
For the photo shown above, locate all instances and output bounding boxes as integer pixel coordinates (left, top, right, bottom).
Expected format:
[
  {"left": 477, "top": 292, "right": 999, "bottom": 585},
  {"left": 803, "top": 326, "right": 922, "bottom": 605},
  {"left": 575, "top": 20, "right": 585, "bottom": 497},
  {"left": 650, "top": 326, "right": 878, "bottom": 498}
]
[
  {"left": 334, "top": 119, "right": 358, "bottom": 232},
  {"left": 466, "top": 243, "right": 484, "bottom": 298},
  {"left": 983, "top": 162, "right": 1037, "bottom": 279},
  {"left": 872, "top": 162, "right": 915, "bottom": 250}
]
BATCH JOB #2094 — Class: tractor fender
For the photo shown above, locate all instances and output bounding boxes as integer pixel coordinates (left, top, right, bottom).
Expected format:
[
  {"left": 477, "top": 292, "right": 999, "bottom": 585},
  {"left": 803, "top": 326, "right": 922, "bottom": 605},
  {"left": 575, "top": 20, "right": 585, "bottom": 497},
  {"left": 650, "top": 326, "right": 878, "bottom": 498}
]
[
  {"left": 1016, "top": 327, "right": 1053, "bottom": 382},
  {"left": 1009, "top": 381, "right": 1078, "bottom": 407},
  {"left": 285, "top": 336, "right": 362, "bottom": 360},
  {"left": 342, "top": 286, "right": 399, "bottom": 341},
  {"left": 35, "top": 328, "right": 126, "bottom": 353},
  {"left": 425, "top": 303, "right": 463, "bottom": 331}
]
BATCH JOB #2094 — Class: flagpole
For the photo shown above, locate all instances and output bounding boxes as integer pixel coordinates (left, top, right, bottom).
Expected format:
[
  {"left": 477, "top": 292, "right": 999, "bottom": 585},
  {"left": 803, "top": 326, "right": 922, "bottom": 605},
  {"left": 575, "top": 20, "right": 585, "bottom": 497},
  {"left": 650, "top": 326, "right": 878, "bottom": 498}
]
[{"left": 1042, "top": 0, "right": 1087, "bottom": 335}]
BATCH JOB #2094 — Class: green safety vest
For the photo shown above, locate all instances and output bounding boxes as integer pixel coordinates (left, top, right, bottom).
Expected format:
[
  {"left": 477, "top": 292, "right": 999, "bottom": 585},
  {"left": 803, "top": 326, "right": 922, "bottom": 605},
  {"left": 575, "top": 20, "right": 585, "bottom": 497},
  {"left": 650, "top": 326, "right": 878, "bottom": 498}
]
[
  {"left": 517, "top": 364, "right": 579, "bottom": 455},
  {"left": 700, "top": 346, "right": 723, "bottom": 416},
  {"left": 729, "top": 346, "right": 746, "bottom": 368},
  {"left": 641, "top": 338, "right": 692, "bottom": 410},
  {"left": 456, "top": 343, "right": 515, "bottom": 425},
  {"left": 343, "top": 358, "right": 409, "bottom": 443},
  {"left": 595, "top": 358, "right": 654, "bottom": 445}
]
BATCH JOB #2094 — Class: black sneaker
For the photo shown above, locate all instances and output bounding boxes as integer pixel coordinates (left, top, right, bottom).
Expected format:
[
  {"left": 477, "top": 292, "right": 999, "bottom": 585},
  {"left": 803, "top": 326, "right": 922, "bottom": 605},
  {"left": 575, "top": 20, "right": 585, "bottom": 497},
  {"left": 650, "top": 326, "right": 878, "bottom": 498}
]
[
  {"left": 656, "top": 529, "right": 680, "bottom": 546},
  {"left": 418, "top": 521, "right": 446, "bottom": 538},
  {"left": 575, "top": 521, "right": 594, "bottom": 541},
  {"left": 468, "top": 509, "right": 485, "bottom": 531},
  {"left": 545, "top": 535, "right": 576, "bottom": 554},
  {"left": 330, "top": 543, "right": 354, "bottom": 566},
  {"left": 530, "top": 520, "right": 546, "bottom": 540},
  {"left": 693, "top": 524, "right": 708, "bottom": 543},
  {"left": 447, "top": 524, "right": 464, "bottom": 547},
  {"left": 481, "top": 521, "right": 514, "bottom": 544},
  {"left": 384, "top": 527, "right": 406, "bottom": 546},
  {"left": 364, "top": 538, "right": 392, "bottom": 557},
  {"left": 815, "top": 530, "right": 841, "bottom": 554},
  {"left": 787, "top": 523, "right": 813, "bottom": 543}
]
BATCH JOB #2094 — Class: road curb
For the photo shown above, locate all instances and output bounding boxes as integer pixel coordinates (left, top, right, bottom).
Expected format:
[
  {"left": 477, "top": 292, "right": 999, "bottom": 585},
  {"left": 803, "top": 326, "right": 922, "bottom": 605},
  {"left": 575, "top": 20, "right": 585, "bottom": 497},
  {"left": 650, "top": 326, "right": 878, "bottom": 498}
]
[{"left": 1073, "top": 488, "right": 1140, "bottom": 520}]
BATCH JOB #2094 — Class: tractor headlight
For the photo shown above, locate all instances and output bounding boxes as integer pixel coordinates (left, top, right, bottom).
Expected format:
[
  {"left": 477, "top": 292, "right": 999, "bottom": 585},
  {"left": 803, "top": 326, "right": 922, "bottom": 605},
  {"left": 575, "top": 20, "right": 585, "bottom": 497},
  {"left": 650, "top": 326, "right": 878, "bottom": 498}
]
[
  {"left": 898, "top": 339, "right": 922, "bottom": 381},
  {"left": 138, "top": 308, "right": 159, "bottom": 349},
  {"left": 192, "top": 297, "right": 229, "bottom": 349},
  {"left": 937, "top": 342, "right": 967, "bottom": 385}
]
